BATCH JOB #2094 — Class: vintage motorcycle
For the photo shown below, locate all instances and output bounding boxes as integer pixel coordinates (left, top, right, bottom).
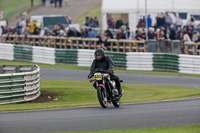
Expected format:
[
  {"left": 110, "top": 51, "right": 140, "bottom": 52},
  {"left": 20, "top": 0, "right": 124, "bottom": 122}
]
[{"left": 89, "top": 68, "right": 123, "bottom": 108}]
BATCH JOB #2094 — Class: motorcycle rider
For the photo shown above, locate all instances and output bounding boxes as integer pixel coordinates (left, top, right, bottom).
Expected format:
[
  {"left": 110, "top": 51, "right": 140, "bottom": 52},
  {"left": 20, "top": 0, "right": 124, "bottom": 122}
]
[{"left": 88, "top": 48, "right": 123, "bottom": 96}]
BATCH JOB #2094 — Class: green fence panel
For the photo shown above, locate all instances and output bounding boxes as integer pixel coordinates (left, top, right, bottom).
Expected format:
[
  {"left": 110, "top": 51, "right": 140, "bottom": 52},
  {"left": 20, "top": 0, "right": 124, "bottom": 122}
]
[
  {"left": 153, "top": 53, "right": 179, "bottom": 72},
  {"left": 14, "top": 45, "right": 33, "bottom": 61},
  {"left": 105, "top": 51, "right": 126, "bottom": 68},
  {"left": 55, "top": 49, "right": 78, "bottom": 64}
]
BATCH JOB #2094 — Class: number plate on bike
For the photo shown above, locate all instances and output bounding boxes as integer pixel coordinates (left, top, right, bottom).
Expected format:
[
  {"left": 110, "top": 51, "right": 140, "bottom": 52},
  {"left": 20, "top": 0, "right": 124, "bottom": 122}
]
[{"left": 94, "top": 73, "right": 102, "bottom": 80}]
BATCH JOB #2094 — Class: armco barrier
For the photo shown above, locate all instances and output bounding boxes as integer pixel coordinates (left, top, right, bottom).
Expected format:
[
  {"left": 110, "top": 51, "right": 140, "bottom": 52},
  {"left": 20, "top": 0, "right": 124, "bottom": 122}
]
[
  {"left": 0, "top": 43, "right": 14, "bottom": 60},
  {"left": 0, "top": 65, "right": 41, "bottom": 105},
  {"left": 77, "top": 49, "right": 94, "bottom": 67},
  {"left": 32, "top": 46, "right": 56, "bottom": 65},
  {"left": 126, "top": 53, "right": 153, "bottom": 71},
  {"left": 179, "top": 55, "right": 200, "bottom": 74}
]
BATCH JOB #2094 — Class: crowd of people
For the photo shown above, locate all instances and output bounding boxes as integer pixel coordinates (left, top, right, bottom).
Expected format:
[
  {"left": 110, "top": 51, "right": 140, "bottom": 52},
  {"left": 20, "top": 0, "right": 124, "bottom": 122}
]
[{"left": 1, "top": 12, "right": 200, "bottom": 48}]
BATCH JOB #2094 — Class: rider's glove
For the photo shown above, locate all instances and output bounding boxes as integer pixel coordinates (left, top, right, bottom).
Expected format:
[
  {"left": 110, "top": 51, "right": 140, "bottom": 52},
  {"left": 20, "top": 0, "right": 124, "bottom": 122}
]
[{"left": 88, "top": 74, "right": 92, "bottom": 79}]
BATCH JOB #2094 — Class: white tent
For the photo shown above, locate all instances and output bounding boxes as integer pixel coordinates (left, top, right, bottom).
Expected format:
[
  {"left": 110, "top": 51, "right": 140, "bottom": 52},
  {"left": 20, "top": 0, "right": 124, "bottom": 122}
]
[{"left": 102, "top": 0, "right": 200, "bottom": 32}]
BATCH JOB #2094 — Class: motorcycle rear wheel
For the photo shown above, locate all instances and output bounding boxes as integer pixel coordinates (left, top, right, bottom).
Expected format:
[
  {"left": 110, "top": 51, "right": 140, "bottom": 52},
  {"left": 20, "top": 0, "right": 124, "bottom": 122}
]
[{"left": 97, "top": 86, "right": 108, "bottom": 108}]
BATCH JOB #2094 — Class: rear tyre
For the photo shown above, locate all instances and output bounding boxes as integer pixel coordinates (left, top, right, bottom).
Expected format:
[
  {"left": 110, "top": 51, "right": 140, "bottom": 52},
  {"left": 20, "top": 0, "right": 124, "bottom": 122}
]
[{"left": 97, "top": 86, "right": 108, "bottom": 108}]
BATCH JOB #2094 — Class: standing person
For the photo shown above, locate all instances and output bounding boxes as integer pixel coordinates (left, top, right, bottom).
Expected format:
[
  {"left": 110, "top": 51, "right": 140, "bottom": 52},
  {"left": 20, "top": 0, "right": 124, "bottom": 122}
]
[
  {"left": 169, "top": 24, "right": 176, "bottom": 40},
  {"left": 176, "top": 15, "right": 183, "bottom": 30},
  {"left": 58, "top": 0, "right": 63, "bottom": 8},
  {"left": 125, "top": 27, "right": 132, "bottom": 40},
  {"left": 171, "top": 12, "right": 177, "bottom": 30},
  {"left": 147, "top": 15, "right": 152, "bottom": 28},
  {"left": 164, "top": 12, "right": 172, "bottom": 30},
  {"left": 42, "top": 0, "right": 46, "bottom": 6},
  {"left": 187, "top": 15, "right": 195, "bottom": 27},
  {"left": 94, "top": 17, "right": 99, "bottom": 28},
  {"left": 54, "top": 0, "right": 58, "bottom": 8}
]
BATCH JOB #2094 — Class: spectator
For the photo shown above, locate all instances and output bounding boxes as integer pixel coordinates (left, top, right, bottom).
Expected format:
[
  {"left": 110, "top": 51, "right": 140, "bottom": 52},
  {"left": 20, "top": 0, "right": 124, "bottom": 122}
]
[
  {"left": 66, "top": 16, "right": 72, "bottom": 26},
  {"left": 58, "top": 0, "right": 63, "bottom": 8},
  {"left": 134, "top": 30, "right": 142, "bottom": 40},
  {"left": 32, "top": 24, "right": 39, "bottom": 35},
  {"left": 42, "top": 0, "right": 46, "bottom": 6},
  {"left": 89, "top": 16, "right": 95, "bottom": 28},
  {"left": 116, "top": 28, "right": 126, "bottom": 40},
  {"left": 187, "top": 15, "right": 195, "bottom": 27},
  {"left": 186, "top": 23, "right": 194, "bottom": 40},
  {"left": 125, "top": 27, "right": 132, "bottom": 40},
  {"left": 156, "top": 14, "right": 163, "bottom": 28},
  {"left": 104, "top": 29, "right": 113, "bottom": 39},
  {"left": 164, "top": 12, "right": 172, "bottom": 30},
  {"left": 84, "top": 16, "right": 90, "bottom": 27},
  {"left": 176, "top": 15, "right": 183, "bottom": 29},
  {"left": 54, "top": 0, "right": 58, "bottom": 7},
  {"left": 94, "top": 17, "right": 99, "bottom": 27},
  {"left": 147, "top": 15, "right": 152, "bottom": 27},
  {"left": 148, "top": 27, "right": 156, "bottom": 40},
  {"left": 182, "top": 31, "right": 191, "bottom": 42},
  {"left": 169, "top": 24, "right": 176, "bottom": 40},
  {"left": 158, "top": 30, "right": 167, "bottom": 40},
  {"left": 107, "top": 16, "right": 114, "bottom": 28},
  {"left": 195, "top": 32, "right": 200, "bottom": 51},
  {"left": 88, "top": 28, "right": 96, "bottom": 38},
  {"left": 39, "top": 28, "right": 45, "bottom": 36},
  {"left": 19, "top": 18, "right": 26, "bottom": 33},
  {"left": 97, "top": 34, "right": 105, "bottom": 48},
  {"left": 67, "top": 28, "right": 74, "bottom": 37},
  {"left": 137, "top": 16, "right": 145, "bottom": 28},
  {"left": 115, "top": 19, "right": 123, "bottom": 29},
  {"left": 74, "top": 29, "right": 81, "bottom": 37},
  {"left": 171, "top": 12, "right": 177, "bottom": 30},
  {"left": 177, "top": 26, "right": 184, "bottom": 40},
  {"left": 195, "top": 32, "right": 200, "bottom": 43}
]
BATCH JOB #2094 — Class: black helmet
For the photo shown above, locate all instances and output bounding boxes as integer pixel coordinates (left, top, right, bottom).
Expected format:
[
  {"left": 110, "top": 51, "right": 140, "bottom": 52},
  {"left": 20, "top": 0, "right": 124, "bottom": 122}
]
[{"left": 94, "top": 48, "right": 105, "bottom": 60}]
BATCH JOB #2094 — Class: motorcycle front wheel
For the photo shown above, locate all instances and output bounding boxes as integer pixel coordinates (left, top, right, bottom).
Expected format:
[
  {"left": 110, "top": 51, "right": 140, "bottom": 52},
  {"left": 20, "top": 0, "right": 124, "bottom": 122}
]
[
  {"left": 97, "top": 86, "right": 108, "bottom": 108},
  {"left": 112, "top": 99, "right": 120, "bottom": 107}
]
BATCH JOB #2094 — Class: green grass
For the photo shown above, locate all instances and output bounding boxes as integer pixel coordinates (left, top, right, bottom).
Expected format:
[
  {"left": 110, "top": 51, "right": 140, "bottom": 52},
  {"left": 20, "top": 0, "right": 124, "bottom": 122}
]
[
  {"left": 1, "top": 59, "right": 200, "bottom": 77},
  {"left": 74, "top": 5, "right": 101, "bottom": 27},
  {"left": 0, "top": 0, "right": 41, "bottom": 20},
  {"left": 60, "top": 125, "right": 200, "bottom": 133},
  {"left": 0, "top": 79, "right": 200, "bottom": 112}
]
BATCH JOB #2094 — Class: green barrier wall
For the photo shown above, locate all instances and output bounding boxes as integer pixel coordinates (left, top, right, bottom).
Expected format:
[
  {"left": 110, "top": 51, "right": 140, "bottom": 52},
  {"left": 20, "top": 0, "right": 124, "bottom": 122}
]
[
  {"left": 14, "top": 45, "right": 33, "bottom": 61},
  {"left": 153, "top": 53, "right": 179, "bottom": 72},
  {"left": 105, "top": 51, "right": 126, "bottom": 68},
  {"left": 55, "top": 49, "right": 78, "bottom": 64}
]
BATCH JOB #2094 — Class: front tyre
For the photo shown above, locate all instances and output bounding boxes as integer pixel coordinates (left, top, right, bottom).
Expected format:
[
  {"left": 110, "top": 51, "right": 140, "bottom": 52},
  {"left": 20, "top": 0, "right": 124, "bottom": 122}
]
[
  {"left": 112, "top": 99, "right": 120, "bottom": 107},
  {"left": 97, "top": 86, "right": 108, "bottom": 108}
]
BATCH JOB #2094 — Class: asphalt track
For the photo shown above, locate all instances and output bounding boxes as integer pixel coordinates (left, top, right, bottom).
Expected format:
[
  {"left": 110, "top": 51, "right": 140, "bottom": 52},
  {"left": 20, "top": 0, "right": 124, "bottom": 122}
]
[
  {"left": 0, "top": 68, "right": 200, "bottom": 133},
  {"left": 0, "top": 98, "right": 200, "bottom": 133},
  {"left": 41, "top": 68, "right": 200, "bottom": 88}
]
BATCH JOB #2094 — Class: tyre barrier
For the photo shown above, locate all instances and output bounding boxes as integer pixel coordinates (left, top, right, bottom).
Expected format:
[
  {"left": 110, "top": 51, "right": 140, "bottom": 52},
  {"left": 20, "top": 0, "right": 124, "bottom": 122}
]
[{"left": 0, "top": 65, "right": 41, "bottom": 105}]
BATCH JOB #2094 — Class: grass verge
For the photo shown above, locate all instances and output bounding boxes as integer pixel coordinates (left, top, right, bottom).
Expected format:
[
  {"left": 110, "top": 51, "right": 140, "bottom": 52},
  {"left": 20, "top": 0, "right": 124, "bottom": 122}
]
[
  {"left": 0, "top": 0, "right": 41, "bottom": 20},
  {"left": 0, "top": 79, "right": 200, "bottom": 112},
  {"left": 59, "top": 125, "right": 200, "bottom": 133},
  {"left": 1, "top": 59, "right": 200, "bottom": 77}
]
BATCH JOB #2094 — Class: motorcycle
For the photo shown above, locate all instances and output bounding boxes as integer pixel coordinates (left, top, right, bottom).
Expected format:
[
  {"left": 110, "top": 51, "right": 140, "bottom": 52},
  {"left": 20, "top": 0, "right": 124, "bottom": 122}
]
[{"left": 89, "top": 68, "right": 123, "bottom": 108}]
